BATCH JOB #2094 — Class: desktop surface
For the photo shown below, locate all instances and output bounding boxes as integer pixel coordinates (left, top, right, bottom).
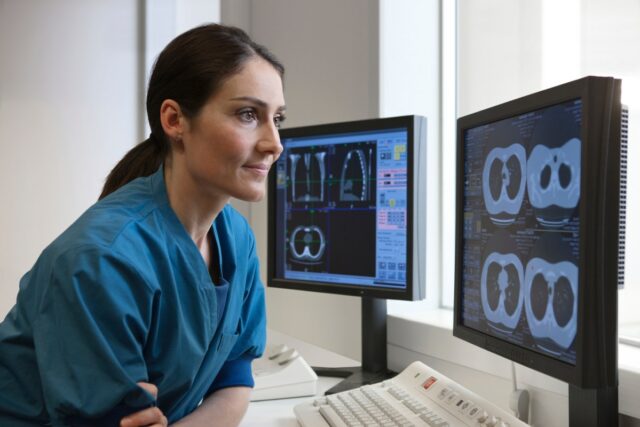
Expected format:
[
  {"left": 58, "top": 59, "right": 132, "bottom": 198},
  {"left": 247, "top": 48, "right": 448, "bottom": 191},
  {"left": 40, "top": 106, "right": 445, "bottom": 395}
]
[
  {"left": 243, "top": 376, "right": 347, "bottom": 427},
  {"left": 242, "top": 329, "right": 359, "bottom": 427}
]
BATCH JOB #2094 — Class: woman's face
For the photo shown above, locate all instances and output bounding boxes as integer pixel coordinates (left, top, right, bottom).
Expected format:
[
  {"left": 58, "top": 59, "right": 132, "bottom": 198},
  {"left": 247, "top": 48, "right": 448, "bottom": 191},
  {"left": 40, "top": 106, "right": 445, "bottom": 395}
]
[{"left": 180, "top": 57, "right": 286, "bottom": 203}]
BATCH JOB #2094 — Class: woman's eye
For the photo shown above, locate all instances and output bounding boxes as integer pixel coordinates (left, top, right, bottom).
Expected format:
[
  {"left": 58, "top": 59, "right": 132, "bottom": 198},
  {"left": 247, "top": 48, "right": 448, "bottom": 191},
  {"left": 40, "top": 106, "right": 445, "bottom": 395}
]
[
  {"left": 238, "top": 110, "right": 257, "bottom": 123},
  {"left": 274, "top": 114, "right": 287, "bottom": 128}
]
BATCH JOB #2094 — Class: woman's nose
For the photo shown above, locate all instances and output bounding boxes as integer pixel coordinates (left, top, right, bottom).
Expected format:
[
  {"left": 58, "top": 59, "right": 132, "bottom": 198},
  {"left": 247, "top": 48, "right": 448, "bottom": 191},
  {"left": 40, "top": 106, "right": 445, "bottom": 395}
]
[{"left": 259, "top": 122, "right": 283, "bottom": 158}]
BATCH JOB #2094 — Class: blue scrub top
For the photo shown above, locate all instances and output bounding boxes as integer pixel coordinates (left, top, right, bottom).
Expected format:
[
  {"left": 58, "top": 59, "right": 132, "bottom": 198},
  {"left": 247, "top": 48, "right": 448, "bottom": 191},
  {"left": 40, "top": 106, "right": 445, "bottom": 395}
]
[{"left": 0, "top": 167, "right": 267, "bottom": 425}]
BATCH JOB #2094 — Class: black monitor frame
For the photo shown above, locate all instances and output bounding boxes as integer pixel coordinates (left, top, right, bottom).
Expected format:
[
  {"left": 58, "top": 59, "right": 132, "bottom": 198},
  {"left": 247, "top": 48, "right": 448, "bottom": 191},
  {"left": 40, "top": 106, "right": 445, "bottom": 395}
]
[
  {"left": 453, "top": 76, "right": 622, "bottom": 391},
  {"left": 267, "top": 115, "right": 426, "bottom": 302},
  {"left": 267, "top": 115, "right": 427, "bottom": 393}
]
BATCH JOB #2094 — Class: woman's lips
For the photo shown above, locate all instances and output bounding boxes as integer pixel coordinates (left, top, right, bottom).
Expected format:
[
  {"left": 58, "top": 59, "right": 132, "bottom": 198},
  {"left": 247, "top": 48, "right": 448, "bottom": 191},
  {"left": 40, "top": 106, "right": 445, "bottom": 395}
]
[{"left": 243, "top": 163, "right": 270, "bottom": 177}]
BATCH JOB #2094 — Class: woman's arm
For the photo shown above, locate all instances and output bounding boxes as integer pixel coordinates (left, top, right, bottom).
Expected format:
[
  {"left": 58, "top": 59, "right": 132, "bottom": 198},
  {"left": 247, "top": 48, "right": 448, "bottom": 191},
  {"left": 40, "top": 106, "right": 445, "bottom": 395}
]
[
  {"left": 32, "top": 247, "right": 158, "bottom": 424},
  {"left": 120, "top": 383, "right": 168, "bottom": 427},
  {"left": 172, "top": 387, "right": 251, "bottom": 427}
]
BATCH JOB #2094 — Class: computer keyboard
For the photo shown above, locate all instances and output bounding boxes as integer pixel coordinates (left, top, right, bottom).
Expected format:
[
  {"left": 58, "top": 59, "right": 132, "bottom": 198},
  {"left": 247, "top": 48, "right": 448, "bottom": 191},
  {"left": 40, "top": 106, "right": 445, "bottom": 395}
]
[{"left": 294, "top": 361, "right": 530, "bottom": 427}]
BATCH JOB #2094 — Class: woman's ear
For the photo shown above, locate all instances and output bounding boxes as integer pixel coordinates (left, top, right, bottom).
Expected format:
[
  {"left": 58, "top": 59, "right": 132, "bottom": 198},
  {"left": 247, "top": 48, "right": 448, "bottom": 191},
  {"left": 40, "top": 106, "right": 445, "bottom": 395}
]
[{"left": 159, "top": 99, "right": 185, "bottom": 144}]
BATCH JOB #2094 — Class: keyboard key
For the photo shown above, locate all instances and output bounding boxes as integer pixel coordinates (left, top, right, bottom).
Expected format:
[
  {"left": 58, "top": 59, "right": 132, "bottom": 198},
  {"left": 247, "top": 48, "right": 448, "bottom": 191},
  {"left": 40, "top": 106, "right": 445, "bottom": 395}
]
[
  {"left": 420, "top": 413, "right": 437, "bottom": 423},
  {"left": 446, "top": 392, "right": 459, "bottom": 405},
  {"left": 314, "top": 397, "right": 328, "bottom": 407},
  {"left": 319, "top": 404, "right": 348, "bottom": 427},
  {"left": 437, "top": 387, "right": 451, "bottom": 400}
]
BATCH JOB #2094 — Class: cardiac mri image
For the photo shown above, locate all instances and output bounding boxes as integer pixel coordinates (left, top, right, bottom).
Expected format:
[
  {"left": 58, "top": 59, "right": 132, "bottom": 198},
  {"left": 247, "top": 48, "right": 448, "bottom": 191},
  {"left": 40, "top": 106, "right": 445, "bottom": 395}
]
[
  {"left": 527, "top": 105, "right": 581, "bottom": 227},
  {"left": 523, "top": 234, "right": 578, "bottom": 352},
  {"left": 480, "top": 233, "right": 525, "bottom": 333},
  {"left": 481, "top": 122, "right": 527, "bottom": 226},
  {"left": 289, "top": 150, "right": 327, "bottom": 202}
]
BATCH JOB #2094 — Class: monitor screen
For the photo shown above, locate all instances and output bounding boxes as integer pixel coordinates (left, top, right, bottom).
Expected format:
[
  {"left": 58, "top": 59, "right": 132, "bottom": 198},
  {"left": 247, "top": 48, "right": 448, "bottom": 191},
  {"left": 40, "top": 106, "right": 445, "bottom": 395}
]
[
  {"left": 460, "top": 99, "right": 582, "bottom": 365},
  {"left": 454, "top": 76, "right": 624, "bottom": 387},
  {"left": 268, "top": 115, "right": 426, "bottom": 301}
]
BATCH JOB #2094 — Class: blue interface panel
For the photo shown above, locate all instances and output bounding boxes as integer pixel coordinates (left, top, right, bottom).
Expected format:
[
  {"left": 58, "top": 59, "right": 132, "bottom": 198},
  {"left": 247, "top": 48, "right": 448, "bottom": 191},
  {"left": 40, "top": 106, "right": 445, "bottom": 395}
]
[
  {"left": 273, "top": 128, "right": 409, "bottom": 289},
  {"left": 461, "top": 99, "right": 582, "bottom": 365}
]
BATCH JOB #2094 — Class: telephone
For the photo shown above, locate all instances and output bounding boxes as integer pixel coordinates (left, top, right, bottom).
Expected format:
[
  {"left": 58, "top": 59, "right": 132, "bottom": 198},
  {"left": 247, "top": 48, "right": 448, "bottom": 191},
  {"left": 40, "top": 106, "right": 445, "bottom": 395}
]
[{"left": 250, "top": 343, "right": 318, "bottom": 401}]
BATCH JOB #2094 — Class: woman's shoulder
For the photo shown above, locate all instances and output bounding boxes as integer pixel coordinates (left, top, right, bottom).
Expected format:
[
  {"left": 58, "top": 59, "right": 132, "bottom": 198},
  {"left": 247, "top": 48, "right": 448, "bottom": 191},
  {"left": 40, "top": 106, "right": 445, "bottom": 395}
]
[{"left": 48, "top": 175, "right": 163, "bottom": 257}]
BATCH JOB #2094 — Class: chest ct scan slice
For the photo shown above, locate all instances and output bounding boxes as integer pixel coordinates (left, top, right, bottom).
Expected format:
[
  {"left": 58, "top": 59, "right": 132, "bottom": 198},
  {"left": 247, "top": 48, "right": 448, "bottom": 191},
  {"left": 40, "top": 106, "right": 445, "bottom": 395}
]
[
  {"left": 527, "top": 138, "right": 581, "bottom": 227},
  {"left": 289, "top": 225, "right": 326, "bottom": 265},
  {"left": 481, "top": 251, "right": 525, "bottom": 331},
  {"left": 524, "top": 257, "right": 578, "bottom": 350},
  {"left": 482, "top": 143, "right": 527, "bottom": 226}
]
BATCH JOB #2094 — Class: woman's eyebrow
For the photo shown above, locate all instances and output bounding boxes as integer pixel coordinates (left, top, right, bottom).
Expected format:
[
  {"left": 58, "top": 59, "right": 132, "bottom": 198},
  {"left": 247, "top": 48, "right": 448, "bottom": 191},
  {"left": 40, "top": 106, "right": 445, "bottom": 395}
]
[{"left": 230, "top": 96, "right": 286, "bottom": 111}]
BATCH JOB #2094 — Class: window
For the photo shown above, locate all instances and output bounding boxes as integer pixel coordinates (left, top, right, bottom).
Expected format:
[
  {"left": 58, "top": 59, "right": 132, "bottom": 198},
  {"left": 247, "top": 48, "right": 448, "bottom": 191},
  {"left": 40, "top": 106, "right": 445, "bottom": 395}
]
[{"left": 383, "top": 0, "right": 456, "bottom": 313}]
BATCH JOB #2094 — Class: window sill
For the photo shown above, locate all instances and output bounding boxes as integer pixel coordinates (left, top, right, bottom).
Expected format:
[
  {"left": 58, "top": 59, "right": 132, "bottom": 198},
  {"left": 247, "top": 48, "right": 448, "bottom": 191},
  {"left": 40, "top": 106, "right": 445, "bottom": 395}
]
[{"left": 386, "top": 305, "right": 640, "bottom": 421}]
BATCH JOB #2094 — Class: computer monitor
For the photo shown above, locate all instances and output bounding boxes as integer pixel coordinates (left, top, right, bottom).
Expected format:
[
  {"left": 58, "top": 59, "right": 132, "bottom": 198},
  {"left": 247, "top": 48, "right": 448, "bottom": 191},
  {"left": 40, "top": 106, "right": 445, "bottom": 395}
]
[
  {"left": 454, "top": 76, "right": 626, "bottom": 426},
  {"left": 268, "top": 115, "right": 427, "bottom": 393}
]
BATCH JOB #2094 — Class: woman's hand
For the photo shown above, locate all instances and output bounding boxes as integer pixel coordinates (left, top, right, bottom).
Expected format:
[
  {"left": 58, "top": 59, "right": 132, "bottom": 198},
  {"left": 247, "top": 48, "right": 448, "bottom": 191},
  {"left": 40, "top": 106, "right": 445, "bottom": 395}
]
[{"left": 120, "top": 382, "right": 168, "bottom": 427}]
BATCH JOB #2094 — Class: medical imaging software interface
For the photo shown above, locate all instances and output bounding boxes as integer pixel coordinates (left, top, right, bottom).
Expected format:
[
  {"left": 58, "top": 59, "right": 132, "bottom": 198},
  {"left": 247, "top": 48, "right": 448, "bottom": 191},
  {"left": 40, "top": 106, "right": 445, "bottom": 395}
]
[
  {"left": 461, "top": 99, "right": 581, "bottom": 364},
  {"left": 274, "top": 128, "right": 409, "bottom": 289}
]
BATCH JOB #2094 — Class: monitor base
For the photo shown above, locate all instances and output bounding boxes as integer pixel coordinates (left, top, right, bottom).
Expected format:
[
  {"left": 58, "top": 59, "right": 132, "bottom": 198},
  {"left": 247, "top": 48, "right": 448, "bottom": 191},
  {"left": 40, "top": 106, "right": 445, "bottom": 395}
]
[{"left": 312, "top": 366, "right": 397, "bottom": 395}]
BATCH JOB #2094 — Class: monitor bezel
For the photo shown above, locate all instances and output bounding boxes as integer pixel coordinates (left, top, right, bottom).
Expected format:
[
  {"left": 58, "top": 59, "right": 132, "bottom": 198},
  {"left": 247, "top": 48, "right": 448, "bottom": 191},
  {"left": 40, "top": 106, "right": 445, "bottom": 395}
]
[
  {"left": 267, "top": 115, "right": 424, "bottom": 301},
  {"left": 453, "top": 76, "right": 621, "bottom": 388}
]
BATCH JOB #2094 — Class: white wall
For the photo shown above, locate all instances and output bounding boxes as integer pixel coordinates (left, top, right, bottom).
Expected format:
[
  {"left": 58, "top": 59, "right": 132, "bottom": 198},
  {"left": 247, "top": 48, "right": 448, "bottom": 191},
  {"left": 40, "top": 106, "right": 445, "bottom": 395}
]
[
  {"left": 0, "top": 0, "right": 222, "bottom": 319},
  {"left": 0, "top": 0, "right": 141, "bottom": 317}
]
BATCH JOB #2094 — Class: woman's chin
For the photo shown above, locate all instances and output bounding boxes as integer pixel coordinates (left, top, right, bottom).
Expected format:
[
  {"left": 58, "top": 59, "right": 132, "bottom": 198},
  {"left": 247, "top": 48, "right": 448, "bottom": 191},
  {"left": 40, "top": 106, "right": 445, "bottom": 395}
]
[{"left": 234, "top": 188, "right": 265, "bottom": 203}]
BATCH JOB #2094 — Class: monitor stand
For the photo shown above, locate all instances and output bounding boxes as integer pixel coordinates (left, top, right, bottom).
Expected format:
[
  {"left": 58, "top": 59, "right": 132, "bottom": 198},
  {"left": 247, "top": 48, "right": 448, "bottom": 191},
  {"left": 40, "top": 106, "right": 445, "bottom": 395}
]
[
  {"left": 311, "top": 297, "right": 395, "bottom": 395},
  {"left": 569, "top": 384, "right": 618, "bottom": 426}
]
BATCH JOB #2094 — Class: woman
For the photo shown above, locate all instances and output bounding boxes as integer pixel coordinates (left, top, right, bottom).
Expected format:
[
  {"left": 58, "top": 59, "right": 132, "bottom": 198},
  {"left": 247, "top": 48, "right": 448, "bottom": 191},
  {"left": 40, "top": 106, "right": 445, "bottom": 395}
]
[{"left": 0, "top": 24, "right": 285, "bottom": 426}]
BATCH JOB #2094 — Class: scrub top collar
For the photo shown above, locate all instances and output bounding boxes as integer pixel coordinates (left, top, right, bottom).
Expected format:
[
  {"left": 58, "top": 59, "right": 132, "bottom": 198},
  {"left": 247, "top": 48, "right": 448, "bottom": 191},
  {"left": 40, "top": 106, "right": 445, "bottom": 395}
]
[{"left": 148, "top": 166, "right": 236, "bottom": 331}]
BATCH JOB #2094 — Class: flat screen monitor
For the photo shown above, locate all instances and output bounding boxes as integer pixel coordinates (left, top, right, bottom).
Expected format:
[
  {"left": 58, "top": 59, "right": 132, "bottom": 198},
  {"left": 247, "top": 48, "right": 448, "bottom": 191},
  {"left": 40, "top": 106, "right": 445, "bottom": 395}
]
[
  {"left": 267, "top": 115, "right": 427, "bottom": 393},
  {"left": 454, "top": 76, "right": 626, "bottom": 389},
  {"left": 268, "top": 115, "right": 426, "bottom": 302}
]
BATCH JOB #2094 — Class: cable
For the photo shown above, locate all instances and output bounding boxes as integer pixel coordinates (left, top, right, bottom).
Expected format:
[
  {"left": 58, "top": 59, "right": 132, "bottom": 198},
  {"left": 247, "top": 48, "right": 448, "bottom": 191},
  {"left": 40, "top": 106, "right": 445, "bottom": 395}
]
[{"left": 509, "top": 362, "right": 530, "bottom": 423}]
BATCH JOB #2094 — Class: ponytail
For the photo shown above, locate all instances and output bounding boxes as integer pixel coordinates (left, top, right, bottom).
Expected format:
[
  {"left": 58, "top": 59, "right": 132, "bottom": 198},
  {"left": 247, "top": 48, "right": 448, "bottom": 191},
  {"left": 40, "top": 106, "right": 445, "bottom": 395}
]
[{"left": 99, "top": 133, "right": 168, "bottom": 200}]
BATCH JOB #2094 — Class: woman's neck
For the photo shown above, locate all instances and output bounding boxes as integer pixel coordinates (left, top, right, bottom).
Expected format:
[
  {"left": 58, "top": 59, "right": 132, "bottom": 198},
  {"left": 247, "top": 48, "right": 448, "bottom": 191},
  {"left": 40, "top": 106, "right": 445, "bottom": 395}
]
[{"left": 163, "top": 160, "right": 228, "bottom": 256}]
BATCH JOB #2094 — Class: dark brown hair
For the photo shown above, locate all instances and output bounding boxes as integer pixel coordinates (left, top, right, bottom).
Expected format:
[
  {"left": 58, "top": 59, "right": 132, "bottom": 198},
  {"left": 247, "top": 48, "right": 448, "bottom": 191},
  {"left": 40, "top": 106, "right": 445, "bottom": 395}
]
[{"left": 99, "top": 24, "right": 284, "bottom": 200}]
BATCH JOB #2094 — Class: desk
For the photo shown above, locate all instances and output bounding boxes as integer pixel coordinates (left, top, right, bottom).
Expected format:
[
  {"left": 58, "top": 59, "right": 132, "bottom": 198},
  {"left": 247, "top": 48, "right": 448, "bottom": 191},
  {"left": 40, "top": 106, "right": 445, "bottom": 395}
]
[{"left": 241, "top": 329, "right": 359, "bottom": 427}]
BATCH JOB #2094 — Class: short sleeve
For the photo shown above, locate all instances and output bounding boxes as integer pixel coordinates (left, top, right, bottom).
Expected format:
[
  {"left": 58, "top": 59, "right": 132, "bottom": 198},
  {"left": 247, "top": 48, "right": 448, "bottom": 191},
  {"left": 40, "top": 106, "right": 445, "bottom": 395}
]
[
  {"left": 32, "top": 246, "right": 157, "bottom": 424},
  {"left": 205, "top": 230, "right": 266, "bottom": 398},
  {"left": 227, "top": 231, "right": 267, "bottom": 362},
  {"left": 206, "top": 354, "right": 254, "bottom": 393}
]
